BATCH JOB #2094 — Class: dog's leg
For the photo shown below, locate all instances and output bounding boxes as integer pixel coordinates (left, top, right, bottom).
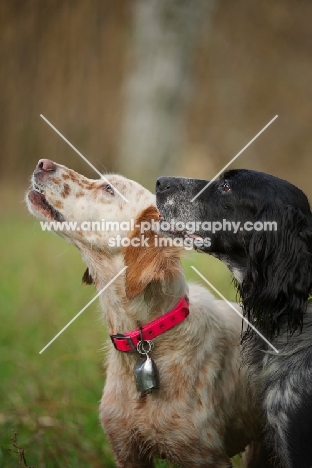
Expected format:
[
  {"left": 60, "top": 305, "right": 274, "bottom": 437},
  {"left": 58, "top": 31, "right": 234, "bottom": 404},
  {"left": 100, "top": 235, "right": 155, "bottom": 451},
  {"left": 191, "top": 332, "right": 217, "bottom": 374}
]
[
  {"left": 104, "top": 427, "right": 154, "bottom": 468},
  {"left": 110, "top": 442, "right": 154, "bottom": 468},
  {"left": 113, "top": 448, "right": 232, "bottom": 468},
  {"left": 175, "top": 456, "right": 232, "bottom": 468},
  {"left": 108, "top": 442, "right": 154, "bottom": 468},
  {"left": 114, "top": 457, "right": 153, "bottom": 468}
]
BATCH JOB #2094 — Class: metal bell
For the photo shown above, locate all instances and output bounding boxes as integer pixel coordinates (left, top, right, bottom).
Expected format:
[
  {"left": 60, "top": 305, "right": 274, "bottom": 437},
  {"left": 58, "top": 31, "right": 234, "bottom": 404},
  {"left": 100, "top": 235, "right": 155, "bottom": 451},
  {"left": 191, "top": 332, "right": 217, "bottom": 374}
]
[{"left": 134, "top": 355, "right": 160, "bottom": 393}]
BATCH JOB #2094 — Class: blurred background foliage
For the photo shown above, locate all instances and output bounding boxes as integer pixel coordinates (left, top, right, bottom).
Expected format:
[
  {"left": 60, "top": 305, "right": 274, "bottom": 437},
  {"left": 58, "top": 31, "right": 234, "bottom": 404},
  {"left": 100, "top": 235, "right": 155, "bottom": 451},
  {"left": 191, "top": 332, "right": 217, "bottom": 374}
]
[
  {"left": 1, "top": 0, "right": 312, "bottom": 192},
  {"left": 1, "top": 0, "right": 312, "bottom": 466}
]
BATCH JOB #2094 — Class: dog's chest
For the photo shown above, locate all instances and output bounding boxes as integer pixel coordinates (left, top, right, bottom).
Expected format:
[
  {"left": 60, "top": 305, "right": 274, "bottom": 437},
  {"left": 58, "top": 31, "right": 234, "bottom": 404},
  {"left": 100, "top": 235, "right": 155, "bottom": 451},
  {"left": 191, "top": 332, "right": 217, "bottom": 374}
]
[{"left": 100, "top": 358, "right": 223, "bottom": 444}]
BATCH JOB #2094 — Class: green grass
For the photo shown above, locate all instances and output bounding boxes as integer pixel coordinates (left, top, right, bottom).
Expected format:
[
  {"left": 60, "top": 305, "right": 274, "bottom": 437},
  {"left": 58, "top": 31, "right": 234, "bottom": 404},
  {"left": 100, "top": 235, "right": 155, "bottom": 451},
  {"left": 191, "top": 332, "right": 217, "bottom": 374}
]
[{"left": 0, "top": 205, "right": 241, "bottom": 467}]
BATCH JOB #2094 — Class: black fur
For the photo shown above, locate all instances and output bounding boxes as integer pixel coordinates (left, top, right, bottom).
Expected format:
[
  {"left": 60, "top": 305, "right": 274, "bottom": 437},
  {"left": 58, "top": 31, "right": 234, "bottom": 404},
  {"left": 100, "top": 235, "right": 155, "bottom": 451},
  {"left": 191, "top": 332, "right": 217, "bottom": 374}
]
[
  {"left": 82, "top": 268, "right": 94, "bottom": 285},
  {"left": 156, "top": 169, "right": 312, "bottom": 468}
]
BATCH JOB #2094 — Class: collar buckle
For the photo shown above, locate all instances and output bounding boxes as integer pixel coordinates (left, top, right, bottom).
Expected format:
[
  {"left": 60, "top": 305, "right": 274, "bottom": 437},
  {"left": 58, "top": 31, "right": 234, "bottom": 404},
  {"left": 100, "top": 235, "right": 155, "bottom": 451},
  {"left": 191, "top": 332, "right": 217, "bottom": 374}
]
[{"left": 110, "top": 333, "right": 137, "bottom": 352}]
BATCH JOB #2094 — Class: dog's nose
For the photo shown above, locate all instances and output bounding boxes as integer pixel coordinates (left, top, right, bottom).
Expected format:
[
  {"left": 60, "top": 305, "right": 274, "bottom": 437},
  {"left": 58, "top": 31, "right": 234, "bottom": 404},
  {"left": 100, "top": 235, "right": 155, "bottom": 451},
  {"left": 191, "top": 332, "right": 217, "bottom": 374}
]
[
  {"left": 36, "top": 159, "right": 56, "bottom": 172},
  {"left": 156, "top": 177, "right": 177, "bottom": 194}
]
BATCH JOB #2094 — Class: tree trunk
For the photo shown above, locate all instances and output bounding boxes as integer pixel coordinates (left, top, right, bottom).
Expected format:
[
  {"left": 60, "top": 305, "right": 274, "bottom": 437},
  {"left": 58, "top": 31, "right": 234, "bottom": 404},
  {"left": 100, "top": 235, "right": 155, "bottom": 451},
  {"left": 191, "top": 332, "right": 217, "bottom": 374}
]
[{"left": 117, "top": 0, "right": 215, "bottom": 189}]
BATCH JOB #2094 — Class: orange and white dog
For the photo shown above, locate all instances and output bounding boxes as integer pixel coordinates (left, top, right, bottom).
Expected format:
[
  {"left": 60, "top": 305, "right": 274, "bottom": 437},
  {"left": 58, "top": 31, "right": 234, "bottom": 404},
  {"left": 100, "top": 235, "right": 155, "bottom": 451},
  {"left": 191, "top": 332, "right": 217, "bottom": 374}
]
[{"left": 26, "top": 159, "right": 261, "bottom": 468}]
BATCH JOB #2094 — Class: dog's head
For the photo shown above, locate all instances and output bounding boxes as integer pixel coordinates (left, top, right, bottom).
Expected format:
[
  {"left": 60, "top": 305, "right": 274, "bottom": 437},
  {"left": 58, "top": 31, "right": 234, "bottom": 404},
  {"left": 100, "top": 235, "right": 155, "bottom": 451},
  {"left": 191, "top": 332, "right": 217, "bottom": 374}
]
[
  {"left": 156, "top": 169, "right": 312, "bottom": 336},
  {"left": 27, "top": 159, "right": 155, "bottom": 243},
  {"left": 26, "top": 159, "right": 181, "bottom": 299}
]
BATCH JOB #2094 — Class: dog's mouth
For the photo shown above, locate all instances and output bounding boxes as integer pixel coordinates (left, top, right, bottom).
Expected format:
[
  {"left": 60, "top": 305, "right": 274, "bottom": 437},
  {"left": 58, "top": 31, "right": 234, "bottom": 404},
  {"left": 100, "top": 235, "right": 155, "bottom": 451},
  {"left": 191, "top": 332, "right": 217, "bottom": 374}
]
[{"left": 28, "top": 183, "right": 63, "bottom": 221}]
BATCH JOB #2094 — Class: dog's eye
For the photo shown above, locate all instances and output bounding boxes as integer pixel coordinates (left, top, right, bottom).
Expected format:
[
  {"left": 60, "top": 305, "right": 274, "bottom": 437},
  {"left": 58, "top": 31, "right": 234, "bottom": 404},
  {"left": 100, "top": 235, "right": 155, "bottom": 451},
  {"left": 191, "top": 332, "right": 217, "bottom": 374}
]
[
  {"left": 103, "top": 184, "right": 114, "bottom": 195},
  {"left": 221, "top": 181, "right": 231, "bottom": 192}
]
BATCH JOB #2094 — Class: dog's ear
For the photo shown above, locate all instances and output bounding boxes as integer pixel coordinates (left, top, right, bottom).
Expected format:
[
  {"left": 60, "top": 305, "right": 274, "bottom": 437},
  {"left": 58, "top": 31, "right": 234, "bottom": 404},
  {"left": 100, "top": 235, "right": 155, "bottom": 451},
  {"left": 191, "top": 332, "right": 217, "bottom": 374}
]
[
  {"left": 82, "top": 268, "right": 94, "bottom": 285},
  {"left": 124, "top": 206, "right": 180, "bottom": 299},
  {"left": 241, "top": 203, "right": 312, "bottom": 337}
]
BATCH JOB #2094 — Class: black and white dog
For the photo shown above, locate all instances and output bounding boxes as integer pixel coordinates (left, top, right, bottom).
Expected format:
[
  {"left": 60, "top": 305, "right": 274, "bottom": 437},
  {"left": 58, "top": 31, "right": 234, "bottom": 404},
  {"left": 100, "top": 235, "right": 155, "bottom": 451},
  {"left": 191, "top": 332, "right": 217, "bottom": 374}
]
[{"left": 156, "top": 169, "right": 312, "bottom": 468}]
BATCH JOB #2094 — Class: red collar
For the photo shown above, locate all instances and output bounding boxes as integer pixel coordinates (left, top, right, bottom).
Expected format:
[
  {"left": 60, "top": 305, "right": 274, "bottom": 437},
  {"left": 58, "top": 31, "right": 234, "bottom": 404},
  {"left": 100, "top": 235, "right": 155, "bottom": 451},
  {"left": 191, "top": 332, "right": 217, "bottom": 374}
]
[{"left": 110, "top": 295, "right": 189, "bottom": 352}]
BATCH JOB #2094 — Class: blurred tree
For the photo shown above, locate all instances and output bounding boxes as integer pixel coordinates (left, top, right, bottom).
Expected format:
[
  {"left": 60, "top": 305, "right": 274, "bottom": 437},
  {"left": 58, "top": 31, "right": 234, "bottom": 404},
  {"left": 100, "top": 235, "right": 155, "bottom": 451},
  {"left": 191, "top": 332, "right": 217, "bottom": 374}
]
[
  {"left": 117, "top": 0, "right": 214, "bottom": 189},
  {"left": 2, "top": 0, "right": 312, "bottom": 197}
]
